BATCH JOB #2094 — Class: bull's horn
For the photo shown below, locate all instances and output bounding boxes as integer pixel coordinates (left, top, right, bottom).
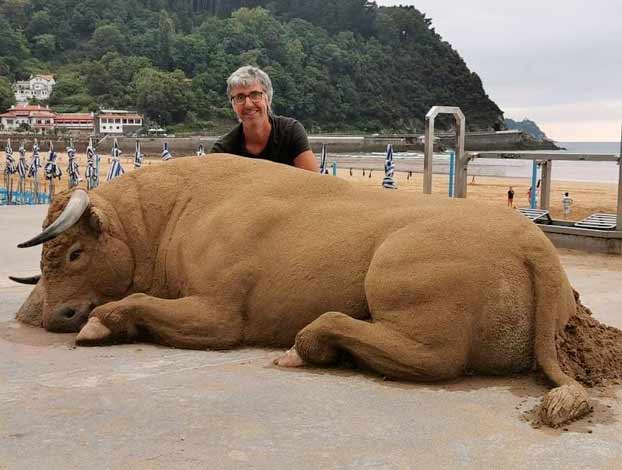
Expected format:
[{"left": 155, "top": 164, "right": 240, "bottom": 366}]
[
  {"left": 18, "top": 190, "right": 90, "bottom": 248},
  {"left": 9, "top": 274, "right": 41, "bottom": 285}
]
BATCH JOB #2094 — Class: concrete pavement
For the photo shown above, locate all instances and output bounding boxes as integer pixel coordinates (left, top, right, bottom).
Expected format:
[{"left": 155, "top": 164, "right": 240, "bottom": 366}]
[{"left": 1, "top": 204, "right": 621, "bottom": 469}]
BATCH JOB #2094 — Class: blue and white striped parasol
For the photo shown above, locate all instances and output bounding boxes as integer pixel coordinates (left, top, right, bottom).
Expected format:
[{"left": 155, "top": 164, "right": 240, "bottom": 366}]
[
  {"left": 319, "top": 143, "right": 328, "bottom": 174},
  {"left": 161, "top": 142, "right": 172, "bottom": 161},
  {"left": 44, "top": 142, "right": 62, "bottom": 181},
  {"left": 106, "top": 138, "right": 125, "bottom": 181},
  {"left": 4, "top": 139, "right": 16, "bottom": 176},
  {"left": 17, "top": 142, "right": 27, "bottom": 178},
  {"left": 382, "top": 144, "right": 397, "bottom": 189},
  {"left": 197, "top": 144, "right": 205, "bottom": 157},
  {"left": 85, "top": 137, "right": 97, "bottom": 188},
  {"left": 134, "top": 140, "right": 143, "bottom": 168},
  {"left": 67, "top": 139, "right": 80, "bottom": 187},
  {"left": 27, "top": 139, "right": 41, "bottom": 178}
]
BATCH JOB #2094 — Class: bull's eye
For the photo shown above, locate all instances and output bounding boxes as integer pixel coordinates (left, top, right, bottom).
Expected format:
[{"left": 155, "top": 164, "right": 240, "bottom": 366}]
[{"left": 69, "top": 249, "right": 83, "bottom": 262}]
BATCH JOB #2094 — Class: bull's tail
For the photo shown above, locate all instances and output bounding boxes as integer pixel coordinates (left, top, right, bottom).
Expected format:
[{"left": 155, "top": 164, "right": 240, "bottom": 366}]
[{"left": 530, "top": 251, "right": 592, "bottom": 426}]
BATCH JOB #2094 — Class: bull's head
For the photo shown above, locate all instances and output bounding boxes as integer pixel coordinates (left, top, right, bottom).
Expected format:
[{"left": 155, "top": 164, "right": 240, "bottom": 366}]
[{"left": 13, "top": 189, "right": 134, "bottom": 332}]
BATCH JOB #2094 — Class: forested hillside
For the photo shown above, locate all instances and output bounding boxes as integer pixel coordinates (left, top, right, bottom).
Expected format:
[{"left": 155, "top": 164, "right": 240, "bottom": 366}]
[{"left": 0, "top": 0, "right": 504, "bottom": 133}]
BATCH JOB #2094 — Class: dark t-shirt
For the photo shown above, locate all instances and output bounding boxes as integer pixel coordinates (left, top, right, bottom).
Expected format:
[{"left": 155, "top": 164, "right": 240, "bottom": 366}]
[
  {"left": 209, "top": 115, "right": 310, "bottom": 166},
  {"left": 508, "top": 189, "right": 514, "bottom": 199}
]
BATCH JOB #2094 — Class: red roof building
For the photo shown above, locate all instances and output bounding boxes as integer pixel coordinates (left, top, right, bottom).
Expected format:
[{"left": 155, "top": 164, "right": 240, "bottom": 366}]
[{"left": 0, "top": 104, "right": 94, "bottom": 134}]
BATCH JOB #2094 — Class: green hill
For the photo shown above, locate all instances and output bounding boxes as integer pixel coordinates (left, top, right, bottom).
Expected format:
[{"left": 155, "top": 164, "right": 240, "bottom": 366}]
[{"left": 0, "top": 0, "right": 505, "bottom": 133}]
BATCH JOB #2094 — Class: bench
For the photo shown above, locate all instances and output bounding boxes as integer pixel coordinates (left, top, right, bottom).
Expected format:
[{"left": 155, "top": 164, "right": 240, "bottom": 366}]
[
  {"left": 574, "top": 213, "right": 617, "bottom": 230},
  {"left": 517, "top": 207, "right": 552, "bottom": 224}
]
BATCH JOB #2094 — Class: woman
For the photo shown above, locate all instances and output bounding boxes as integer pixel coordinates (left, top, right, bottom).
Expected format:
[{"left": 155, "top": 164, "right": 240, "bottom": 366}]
[{"left": 210, "top": 66, "right": 319, "bottom": 172}]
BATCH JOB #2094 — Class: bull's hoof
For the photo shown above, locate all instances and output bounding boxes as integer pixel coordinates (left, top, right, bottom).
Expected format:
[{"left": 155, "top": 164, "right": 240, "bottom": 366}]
[
  {"left": 274, "top": 347, "right": 305, "bottom": 368},
  {"left": 76, "top": 317, "right": 112, "bottom": 346},
  {"left": 539, "top": 384, "right": 592, "bottom": 427}
]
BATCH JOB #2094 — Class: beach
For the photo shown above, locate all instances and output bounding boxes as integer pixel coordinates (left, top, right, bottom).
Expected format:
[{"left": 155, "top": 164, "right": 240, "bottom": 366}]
[{"left": 6, "top": 152, "right": 619, "bottom": 222}]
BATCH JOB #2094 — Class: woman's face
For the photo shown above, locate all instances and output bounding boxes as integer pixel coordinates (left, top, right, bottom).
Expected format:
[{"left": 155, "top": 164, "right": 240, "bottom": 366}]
[{"left": 230, "top": 82, "right": 270, "bottom": 125}]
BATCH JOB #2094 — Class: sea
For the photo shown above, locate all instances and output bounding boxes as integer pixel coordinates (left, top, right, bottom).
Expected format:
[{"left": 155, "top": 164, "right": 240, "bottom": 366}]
[{"left": 341, "top": 142, "right": 621, "bottom": 183}]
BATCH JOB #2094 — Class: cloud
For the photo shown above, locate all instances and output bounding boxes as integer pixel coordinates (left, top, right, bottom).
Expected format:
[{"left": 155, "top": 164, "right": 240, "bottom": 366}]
[{"left": 375, "top": 1, "right": 622, "bottom": 141}]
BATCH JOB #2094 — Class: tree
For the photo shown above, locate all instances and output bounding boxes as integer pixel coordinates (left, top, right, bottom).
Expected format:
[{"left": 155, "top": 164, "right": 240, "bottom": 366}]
[
  {"left": 0, "top": 17, "right": 31, "bottom": 79},
  {"left": 32, "top": 34, "right": 57, "bottom": 60},
  {"left": 88, "top": 24, "right": 126, "bottom": 58},
  {"left": 158, "top": 10, "right": 176, "bottom": 69},
  {"left": 0, "top": 76, "right": 16, "bottom": 112},
  {"left": 134, "top": 68, "right": 192, "bottom": 124}
]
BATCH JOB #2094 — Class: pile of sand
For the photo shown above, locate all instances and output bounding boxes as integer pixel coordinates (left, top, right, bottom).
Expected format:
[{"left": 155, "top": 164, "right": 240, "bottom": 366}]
[{"left": 558, "top": 293, "right": 622, "bottom": 387}]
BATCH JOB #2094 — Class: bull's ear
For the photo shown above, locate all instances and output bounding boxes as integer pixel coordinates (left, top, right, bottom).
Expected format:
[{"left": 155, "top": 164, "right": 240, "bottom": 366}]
[{"left": 88, "top": 207, "right": 110, "bottom": 236}]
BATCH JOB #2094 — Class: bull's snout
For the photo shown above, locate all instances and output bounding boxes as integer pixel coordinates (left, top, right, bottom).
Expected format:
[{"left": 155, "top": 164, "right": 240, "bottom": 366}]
[{"left": 44, "top": 303, "right": 93, "bottom": 332}]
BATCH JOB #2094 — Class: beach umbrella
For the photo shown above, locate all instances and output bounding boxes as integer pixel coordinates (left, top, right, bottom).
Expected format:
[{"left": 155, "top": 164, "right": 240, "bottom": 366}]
[
  {"left": 4, "top": 139, "right": 16, "bottom": 204},
  {"left": 134, "top": 140, "right": 143, "bottom": 168},
  {"left": 66, "top": 139, "right": 80, "bottom": 188},
  {"left": 85, "top": 137, "right": 99, "bottom": 190},
  {"left": 17, "top": 142, "right": 27, "bottom": 178},
  {"left": 319, "top": 143, "right": 328, "bottom": 174},
  {"left": 27, "top": 139, "right": 42, "bottom": 203},
  {"left": 44, "top": 141, "right": 62, "bottom": 201},
  {"left": 197, "top": 144, "right": 205, "bottom": 157},
  {"left": 106, "top": 138, "right": 125, "bottom": 181},
  {"left": 161, "top": 142, "right": 172, "bottom": 161},
  {"left": 16, "top": 142, "right": 27, "bottom": 203},
  {"left": 382, "top": 144, "right": 397, "bottom": 189}
]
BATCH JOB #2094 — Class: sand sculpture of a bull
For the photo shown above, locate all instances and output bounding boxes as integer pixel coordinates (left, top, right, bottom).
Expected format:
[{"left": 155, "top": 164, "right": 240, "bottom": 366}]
[{"left": 13, "top": 155, "right": 592, "bottom": 426}]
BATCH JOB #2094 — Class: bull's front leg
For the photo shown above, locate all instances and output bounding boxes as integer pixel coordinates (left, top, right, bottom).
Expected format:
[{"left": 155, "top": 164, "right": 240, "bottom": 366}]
[{"left": 76, "top": 293, "right": 244, "bottom": 350}]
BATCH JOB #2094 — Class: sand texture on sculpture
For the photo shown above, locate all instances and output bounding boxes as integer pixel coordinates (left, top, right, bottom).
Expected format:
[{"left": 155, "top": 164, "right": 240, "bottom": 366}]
[{"left": 14, "top": 154, "right": 621, "bottom": 427}]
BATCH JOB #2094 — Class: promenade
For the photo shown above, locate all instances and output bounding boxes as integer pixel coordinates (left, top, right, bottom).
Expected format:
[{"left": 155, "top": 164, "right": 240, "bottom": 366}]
[{"left": 1, "top": 205, "right": 622, "bottom": 469}]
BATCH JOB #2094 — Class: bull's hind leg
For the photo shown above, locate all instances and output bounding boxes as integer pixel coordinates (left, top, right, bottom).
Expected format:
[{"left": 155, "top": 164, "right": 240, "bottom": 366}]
[
  {"left": 76, "top": 294, "right": 243, "bottom": 350},
  {"left": 276, "top": 311, "right": 467, "bottom": 382}
]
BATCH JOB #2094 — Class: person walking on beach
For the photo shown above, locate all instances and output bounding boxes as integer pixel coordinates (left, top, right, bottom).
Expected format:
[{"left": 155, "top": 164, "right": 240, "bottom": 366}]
[
  {"left": 507, "top": 186, "right": 514, "bottom": 207},
  {"left": 210, "top": 65, "right": 319, "bottom": 172},
  {"left": 562, "top": 192, "right": 574, "bottom": 218}
]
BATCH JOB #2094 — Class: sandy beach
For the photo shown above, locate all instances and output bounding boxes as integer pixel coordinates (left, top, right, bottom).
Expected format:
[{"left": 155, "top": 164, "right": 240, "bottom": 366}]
[{"left": 7, "top": 153, "right": 619, "bottom": 222}]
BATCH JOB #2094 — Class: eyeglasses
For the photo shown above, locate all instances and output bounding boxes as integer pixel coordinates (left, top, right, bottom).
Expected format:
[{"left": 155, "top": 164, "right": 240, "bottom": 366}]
[{"left": 231, "top": 91, "right": 264, "bottom": 105}]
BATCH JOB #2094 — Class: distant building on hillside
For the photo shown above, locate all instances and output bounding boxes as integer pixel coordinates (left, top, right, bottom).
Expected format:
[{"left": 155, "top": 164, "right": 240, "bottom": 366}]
[
  {"left": 96, "top": 109, "right": 144, "bottom": 135},
  {"left": 0, "top": 104, "right": 55, "bottom": 133},
  {"left": 55, "top": 113, "right": 95, "bottom": 136},
  {"left": 13, "top": 75, "right": 56, "bottom": 102},
  {"left": 0, "top": 104, "right": 94, "bottom": 135}
]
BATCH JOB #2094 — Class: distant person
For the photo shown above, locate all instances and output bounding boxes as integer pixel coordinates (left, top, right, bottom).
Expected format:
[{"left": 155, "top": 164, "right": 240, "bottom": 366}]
[
  {"left": 507, "top": 186, "right": 514, "bottom": 207},
  {"left": 562, "top": 192, "right": 574, "bottom": 218},
  {"left": 210, "top": 65, "right": 319, "bottom": 172}
]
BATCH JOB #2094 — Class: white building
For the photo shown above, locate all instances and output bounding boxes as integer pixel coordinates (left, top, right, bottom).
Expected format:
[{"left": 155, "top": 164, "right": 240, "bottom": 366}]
[
  {"left": 13, "top": 75, "right": 56, "bottom": 102},
  {"left": 96, "top": 110, "right": 144, "bottom": 135}
]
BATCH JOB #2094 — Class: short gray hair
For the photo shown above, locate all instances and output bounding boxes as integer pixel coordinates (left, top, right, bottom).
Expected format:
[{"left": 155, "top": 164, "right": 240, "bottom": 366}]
[{"left": 226, "top": 65, "right": 273, "bottom": 108}]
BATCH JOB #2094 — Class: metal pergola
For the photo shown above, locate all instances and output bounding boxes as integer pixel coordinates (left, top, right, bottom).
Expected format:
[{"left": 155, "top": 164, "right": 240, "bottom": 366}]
[{"left": 461, "top": 151, "right": 622, "bottom": 229}]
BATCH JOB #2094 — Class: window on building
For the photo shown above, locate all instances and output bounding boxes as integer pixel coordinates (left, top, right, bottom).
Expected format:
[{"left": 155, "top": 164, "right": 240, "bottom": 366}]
[{"left": 115, "top": 118, "right": 120, "bottom": 123}]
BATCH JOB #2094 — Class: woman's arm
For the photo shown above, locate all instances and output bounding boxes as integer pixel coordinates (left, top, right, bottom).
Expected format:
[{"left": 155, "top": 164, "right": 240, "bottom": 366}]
[{"left": 293, "top": 149, "right": 320, "bottom": 172}]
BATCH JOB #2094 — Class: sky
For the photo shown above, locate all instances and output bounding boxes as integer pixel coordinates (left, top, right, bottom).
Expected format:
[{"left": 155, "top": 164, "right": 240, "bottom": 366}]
[{"left": 376, "top": 0, "right": 621, "bottom": 142}]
